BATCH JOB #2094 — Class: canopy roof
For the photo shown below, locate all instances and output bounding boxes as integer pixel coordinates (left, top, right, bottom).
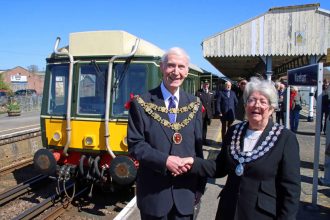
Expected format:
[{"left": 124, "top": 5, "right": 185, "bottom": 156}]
[{"left": 202, "top": 3, "right": 330, "bottom": 80}]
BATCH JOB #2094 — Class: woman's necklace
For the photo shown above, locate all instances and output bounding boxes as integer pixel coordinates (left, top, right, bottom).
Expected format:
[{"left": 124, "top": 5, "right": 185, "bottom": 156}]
[{"left": 230, "top": 122, "right": 284, "bottom": 176}]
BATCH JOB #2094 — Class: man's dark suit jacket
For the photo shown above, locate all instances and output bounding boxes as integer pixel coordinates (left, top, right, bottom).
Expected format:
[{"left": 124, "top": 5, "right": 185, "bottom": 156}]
[
  {"left": 195, "top": 89, "right": 213, "bottom": 120},
  {"left": 216, "top": 89, "right": 238, "bottom": 121},
  {"left": 191, "top": 120, "right": 301, "bottom": 220},
  {"left": 128, "top": 86, "right": 206, "bottom": 217}
]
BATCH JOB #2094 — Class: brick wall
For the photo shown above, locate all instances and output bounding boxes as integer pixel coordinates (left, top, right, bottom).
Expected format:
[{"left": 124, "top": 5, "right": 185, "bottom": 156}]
[{"left": 0, "top": 66, "right": 44, "bottom": 95}]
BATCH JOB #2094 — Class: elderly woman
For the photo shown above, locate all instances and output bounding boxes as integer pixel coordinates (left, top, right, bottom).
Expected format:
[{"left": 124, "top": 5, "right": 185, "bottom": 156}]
[{"left": 185, "top": 77, "right": 301, "bottom": 220}]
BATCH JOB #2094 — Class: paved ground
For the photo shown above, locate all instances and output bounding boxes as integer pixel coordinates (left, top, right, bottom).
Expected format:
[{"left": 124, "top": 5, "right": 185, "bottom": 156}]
[
  {"left": 118, "top": 108, "right": 330, "bottom": 219},
  {"left": 0, "top": 110, "right": 40, "bottom": 136}
]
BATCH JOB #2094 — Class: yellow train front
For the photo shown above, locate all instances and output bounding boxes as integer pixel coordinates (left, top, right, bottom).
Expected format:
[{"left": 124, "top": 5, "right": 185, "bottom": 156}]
[{"left": 33, "top": 30, "right": 203, "bottom": 190}]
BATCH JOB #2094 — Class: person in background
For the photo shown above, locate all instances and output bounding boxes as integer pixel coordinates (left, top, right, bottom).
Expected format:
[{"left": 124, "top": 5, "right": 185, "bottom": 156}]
[
  {"left": 235, "top": 79, "right": 247, "bottom": 121},
  {"left": 196, "top": 80, "right": 213, "bottom": 144},
  {"left": 128, "top": 47, "right": 206, "bottom": 220},
  {"left": 274, "top": 82, "right": 281, "bottom": 122},
  {"left": 321, "top": 79, "right": 329, "bottom": 135},
  {"left": 216, "top": 81, "right": 238, "bottom": 141},
  {"left": 290, "top": 86, "right": 302, "bottom": 133},
  {"left": 282, "top": 82, "right": 289, "bottom": 125},
  {"left": 179, "top": 77, "right": 301, "bottom": 220},
  {"left": 275, "top": 82, "right": 285, "bottom": 125}
]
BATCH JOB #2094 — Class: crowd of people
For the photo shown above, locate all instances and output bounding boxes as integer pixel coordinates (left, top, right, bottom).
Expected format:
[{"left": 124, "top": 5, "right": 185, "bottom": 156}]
[{"left": 127, "top": 47, "right": 307, "bottom": 220}]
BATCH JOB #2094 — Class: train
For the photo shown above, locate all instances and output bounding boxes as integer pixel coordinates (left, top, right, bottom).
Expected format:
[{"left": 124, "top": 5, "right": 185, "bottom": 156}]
[{"left": 33, "top": 30, "right": 222, "bottom": 194}]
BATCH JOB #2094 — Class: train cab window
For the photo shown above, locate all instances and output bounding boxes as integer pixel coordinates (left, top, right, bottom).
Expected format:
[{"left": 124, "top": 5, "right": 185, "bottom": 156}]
[
  {"left": 47, "top": 64, "right": 69, "bottom": 115},
  {"left": 78, "top": 64, "right": 107, "bottom": 115},
  {"left": 111, "top": 63, "right": 147, "bottom": 117}
]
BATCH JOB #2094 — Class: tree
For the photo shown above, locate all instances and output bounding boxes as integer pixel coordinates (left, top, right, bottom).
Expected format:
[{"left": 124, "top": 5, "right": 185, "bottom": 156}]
[
  {"left": 27, "top": 65, "right": 38, "bottom": 73},
  {"left": 0, "top": 74, "right": 10, "bottom": 91}
]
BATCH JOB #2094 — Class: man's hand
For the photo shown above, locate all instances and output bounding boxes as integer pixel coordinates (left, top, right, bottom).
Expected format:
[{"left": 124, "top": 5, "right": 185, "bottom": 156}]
[
  {"left": 168, "top": 157, "right": 194, "bottom": 176},
  {"left": 166, "top": 156, "right": 186, "bottom": 175},
  {"left": 181, "top": 157, "right": 194, "bottom": 169}
]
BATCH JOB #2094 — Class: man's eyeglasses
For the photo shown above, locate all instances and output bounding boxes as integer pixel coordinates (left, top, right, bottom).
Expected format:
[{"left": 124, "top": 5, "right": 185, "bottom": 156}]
[{"left": 246, "top": 98, "right": 269, "bottom": 108}]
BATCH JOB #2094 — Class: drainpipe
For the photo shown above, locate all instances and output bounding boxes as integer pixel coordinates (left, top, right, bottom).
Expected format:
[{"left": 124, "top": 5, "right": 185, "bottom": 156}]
[
  {"left": 54, "top": 37, "right": 74, "bottom": 156},
  {"left": 104, "top": 38, "right": 140, "bottom": 158}
]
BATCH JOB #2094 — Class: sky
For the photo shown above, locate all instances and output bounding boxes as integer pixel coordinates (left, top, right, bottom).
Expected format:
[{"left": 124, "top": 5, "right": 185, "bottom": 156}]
[{"left": 1, "top": 0, "right": 330, "bottom": 76}]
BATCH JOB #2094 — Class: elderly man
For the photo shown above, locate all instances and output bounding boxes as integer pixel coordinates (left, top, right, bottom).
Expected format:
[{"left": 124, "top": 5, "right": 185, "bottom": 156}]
[
  {"left": 128, "top": 47, "right": 206, "bottom": 220},
  {"left": 235, "top": 79, "right": 247, "bottom": 121},
  {"left": 216, "top": 81, "right": 238, "bottom": 141}
]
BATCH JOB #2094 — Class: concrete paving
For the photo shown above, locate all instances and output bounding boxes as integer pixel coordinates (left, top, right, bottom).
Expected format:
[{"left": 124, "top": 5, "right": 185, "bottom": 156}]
[
  {"left": 117, "top": 109, "right": 330, "bottom": 219},
  {"left": 0, "top": 110, "right": 40, "bottom": 136}
]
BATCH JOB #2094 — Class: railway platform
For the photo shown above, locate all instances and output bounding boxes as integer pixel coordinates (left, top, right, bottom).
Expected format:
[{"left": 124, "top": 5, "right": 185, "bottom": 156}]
[{"left": 118, "top": 108, "right": 330, "bottom": 220}]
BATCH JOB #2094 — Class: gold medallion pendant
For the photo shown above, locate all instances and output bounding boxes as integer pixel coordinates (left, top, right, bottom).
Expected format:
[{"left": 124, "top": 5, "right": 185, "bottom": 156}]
[{"left": 173, "top": 132, "right": 183, "bottom": 144}]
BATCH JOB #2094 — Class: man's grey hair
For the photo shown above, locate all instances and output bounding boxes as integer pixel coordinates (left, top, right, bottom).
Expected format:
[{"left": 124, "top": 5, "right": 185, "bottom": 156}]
[
  {"left": 161, "top": 47, "right": 190, "bottom": 64},
  {"left": 243, "top": 77, "right": 278, "bottom": 109}
]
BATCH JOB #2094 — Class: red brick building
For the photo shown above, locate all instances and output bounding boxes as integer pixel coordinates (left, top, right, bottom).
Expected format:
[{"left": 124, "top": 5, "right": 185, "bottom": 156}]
[{"left": 0, "top": 66, "right": 44, "bottom": 95}]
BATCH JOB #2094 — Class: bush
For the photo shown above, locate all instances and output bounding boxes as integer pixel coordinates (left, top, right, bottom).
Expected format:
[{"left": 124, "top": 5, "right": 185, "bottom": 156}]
[{"left": 7, "top": 100, "right": 21, "bottom": 111}]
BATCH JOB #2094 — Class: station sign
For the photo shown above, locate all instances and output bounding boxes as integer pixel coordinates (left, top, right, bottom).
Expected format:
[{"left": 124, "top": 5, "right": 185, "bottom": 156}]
[
  {"left": 287, "top": 64, "right": 318, "bottom": 86},
  {"left": 11, "top": 75, "right": 27, "bottom": 82}
]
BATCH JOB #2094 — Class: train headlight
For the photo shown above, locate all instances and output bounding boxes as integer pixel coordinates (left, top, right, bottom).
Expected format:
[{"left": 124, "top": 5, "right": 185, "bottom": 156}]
[
  {"left": 84, "top": 135, "right": 95, "bottom": 147},
  {"left": 122, "top": 136, "right": 128, "bottom": 147},
  {"left": 53, "top": 131, "right": 62, "bottom": 142}
]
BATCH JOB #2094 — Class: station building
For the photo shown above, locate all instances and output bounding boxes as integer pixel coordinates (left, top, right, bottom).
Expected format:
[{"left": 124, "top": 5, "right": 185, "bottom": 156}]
[{"left": 0, "top": 66, "right": 44, "bottom": 95}]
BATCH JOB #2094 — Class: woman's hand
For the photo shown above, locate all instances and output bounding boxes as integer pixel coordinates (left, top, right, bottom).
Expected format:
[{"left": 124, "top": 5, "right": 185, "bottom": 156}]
[{"left": 170, "top": 157, "right": 194, "bottom": 176}]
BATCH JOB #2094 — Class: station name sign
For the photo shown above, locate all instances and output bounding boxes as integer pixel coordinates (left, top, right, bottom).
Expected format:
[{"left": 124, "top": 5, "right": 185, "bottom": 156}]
[
  {"left": 287, "top": 64, "right": 318, "bottom": 86},
  {"left": 11, "top": 75, "right": 27, "bottom": 82}
]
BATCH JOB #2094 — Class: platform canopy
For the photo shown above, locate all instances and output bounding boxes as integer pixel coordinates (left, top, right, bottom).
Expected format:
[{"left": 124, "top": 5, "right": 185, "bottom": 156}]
[{"left": 202, "top": 3, "right": 330, "bottom": 80}]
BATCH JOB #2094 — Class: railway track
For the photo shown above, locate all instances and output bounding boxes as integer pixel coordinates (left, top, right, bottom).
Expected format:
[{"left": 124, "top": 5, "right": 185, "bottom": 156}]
[
  {"left": 1, "top": 176, "right": 133, "bottom": 219},
  {"left": 0, "top": 158, "right": 33, "bottom": 176},
  {"left": 0, "top": 174, "right": 48, "bottom": 206},
  {"left": 0, "top": 173, "right": 86, "bottom": 220},
  {"left": 0, "top": 127, "right": 135, "bottom": 219},
  {"left": 13, "top": 182, "right": 89, "bottom": 220}
]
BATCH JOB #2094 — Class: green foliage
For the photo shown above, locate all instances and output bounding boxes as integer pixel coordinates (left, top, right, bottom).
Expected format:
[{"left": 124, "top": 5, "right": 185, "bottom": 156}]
[
  {"left": 0, "top": 74, "right": 11, "bottom": 91},
  {"left": 7, "top": 100, "right": 21, "bottom": 111}
]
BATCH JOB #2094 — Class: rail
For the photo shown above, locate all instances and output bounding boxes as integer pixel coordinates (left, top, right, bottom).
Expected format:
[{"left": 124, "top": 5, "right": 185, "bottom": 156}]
[
  {"left": 12, "top": 183, "right": 88, "bottom": 220},
  {"left": 0, "top": 158, "right": 33, "bottom": 175},
  {"left": 0, "top": 174, "right": 48, "bottom": 206}
]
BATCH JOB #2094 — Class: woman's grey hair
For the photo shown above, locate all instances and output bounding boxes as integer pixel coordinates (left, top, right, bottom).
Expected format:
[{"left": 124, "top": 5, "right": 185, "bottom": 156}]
[
  {"left": 161, "top": 47, "right": 190, "bottom": 64},
  {"left": 243, "top": 77, "right": 278, "bottom": 109}
]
